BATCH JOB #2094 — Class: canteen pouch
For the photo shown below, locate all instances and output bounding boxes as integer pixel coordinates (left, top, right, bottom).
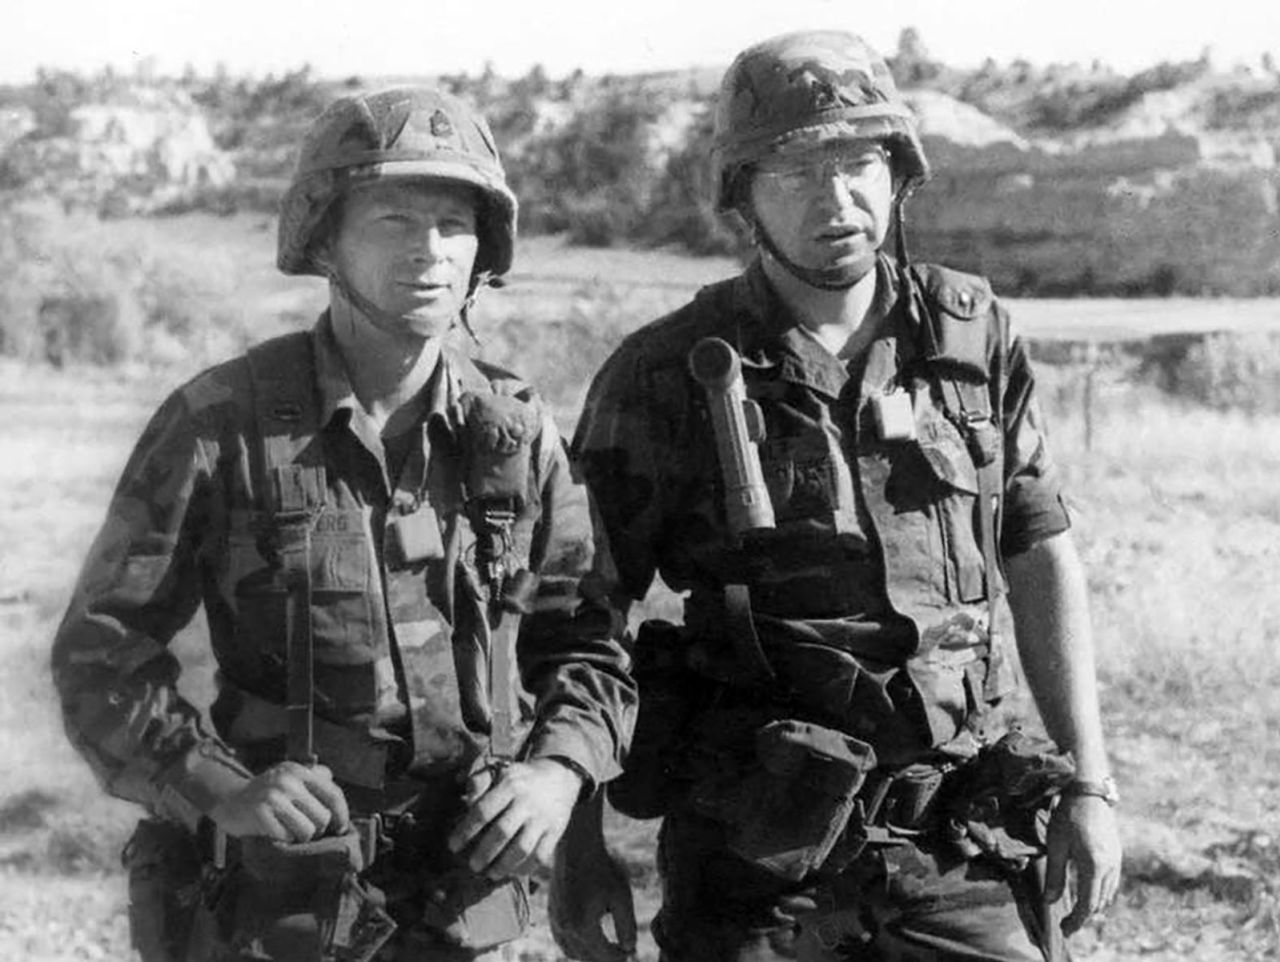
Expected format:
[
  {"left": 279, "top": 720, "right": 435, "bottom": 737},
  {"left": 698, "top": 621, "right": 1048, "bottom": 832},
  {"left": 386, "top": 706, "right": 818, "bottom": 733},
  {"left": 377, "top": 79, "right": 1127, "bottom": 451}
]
[
  {"left": 691, "top": 719, "right": 877, "bottom": 881},
  {"left": 122, "top": 819, "right": 204, "bottom": 962},
  {"left": 228, "top": 829, "right": 395, "bottom": 962}
]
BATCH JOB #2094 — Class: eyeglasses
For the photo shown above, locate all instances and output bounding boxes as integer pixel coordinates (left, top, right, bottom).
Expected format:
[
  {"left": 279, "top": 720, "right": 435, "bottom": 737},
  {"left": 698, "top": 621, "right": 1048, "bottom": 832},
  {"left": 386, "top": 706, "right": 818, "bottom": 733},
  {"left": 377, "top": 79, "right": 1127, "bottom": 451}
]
[{"left": 754, "top": 146, "right": 891, "bottom": 193}]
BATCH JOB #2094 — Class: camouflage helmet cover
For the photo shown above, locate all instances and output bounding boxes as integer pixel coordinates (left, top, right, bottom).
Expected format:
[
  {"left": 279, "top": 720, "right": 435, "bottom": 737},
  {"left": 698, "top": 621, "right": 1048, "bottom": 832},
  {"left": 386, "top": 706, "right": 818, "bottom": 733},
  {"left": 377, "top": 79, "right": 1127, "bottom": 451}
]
[
  {"left": 713, "top": 30, "right": 930, "bottom": 210},
  {"left": 277, "top": 86, "right": 518, "bottom": 278}
]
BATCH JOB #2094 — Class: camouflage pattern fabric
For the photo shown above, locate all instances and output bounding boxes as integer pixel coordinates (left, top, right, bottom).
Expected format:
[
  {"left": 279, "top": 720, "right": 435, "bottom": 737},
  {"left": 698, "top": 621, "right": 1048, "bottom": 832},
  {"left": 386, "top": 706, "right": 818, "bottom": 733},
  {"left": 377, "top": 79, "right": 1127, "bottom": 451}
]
[
  {"left": 712, "top": 31, "right": 930, "bottom": 210},
  {"left": 52, "top": 312, "right": 635, "bottom": 831},
  {"left": 570, "top": 253, "right": 1072, "bottom": 960},
  {"left": 571, "top": 254, "right": 1068, "bottom": 759},
  {"left": 277, "top": 87, "right": 517, "bottom": 279}
]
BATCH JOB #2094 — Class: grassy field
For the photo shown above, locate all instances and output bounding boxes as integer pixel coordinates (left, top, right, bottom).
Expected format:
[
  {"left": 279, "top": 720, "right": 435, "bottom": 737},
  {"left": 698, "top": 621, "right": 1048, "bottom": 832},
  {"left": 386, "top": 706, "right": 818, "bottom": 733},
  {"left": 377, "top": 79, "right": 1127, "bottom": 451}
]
[{"left": 1, "top": 214, "right": 1278, "bottom": 960}]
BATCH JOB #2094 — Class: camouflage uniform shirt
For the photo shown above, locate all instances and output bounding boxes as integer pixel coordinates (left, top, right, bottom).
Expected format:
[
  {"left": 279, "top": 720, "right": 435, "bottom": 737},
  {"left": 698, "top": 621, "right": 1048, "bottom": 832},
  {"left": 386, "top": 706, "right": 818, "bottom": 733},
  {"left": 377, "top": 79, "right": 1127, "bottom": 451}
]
[
  {"left": 52, "top": 313, "right": 635, "bottom": 829},
  {"left": 572, "top": 255, "right": 1069, "bottom": 757}
]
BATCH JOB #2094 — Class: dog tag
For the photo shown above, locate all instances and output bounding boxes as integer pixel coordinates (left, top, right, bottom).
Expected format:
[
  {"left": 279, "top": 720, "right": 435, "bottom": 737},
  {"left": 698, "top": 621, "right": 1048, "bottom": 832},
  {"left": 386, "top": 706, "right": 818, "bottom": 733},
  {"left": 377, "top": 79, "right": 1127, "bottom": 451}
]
[{"left": 871, "top": 390, "right": 916, "bottom": 441}]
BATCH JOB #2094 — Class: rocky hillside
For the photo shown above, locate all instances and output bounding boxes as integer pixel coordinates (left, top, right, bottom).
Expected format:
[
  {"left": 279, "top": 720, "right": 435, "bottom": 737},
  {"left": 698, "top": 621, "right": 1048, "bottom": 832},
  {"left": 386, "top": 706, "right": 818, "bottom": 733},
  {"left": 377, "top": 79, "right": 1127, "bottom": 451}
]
[
  {"left": 902, "top": 51, "right": 1280, "bottom": 295},
  {"left": 2, "top": 34, "right": 1279, "bottom": 294}
]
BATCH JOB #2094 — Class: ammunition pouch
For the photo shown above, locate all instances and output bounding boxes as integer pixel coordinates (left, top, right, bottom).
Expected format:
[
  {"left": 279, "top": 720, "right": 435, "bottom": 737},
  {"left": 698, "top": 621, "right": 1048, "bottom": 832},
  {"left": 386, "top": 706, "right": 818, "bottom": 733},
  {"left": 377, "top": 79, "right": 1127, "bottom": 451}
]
[
  {"left": 689, "top": 717, "right": 877, "bottom": 881},
  {"left": 370, "top": 771, "right": 531, "bottom": 951},
  {"left": 861, "top": 763, "right": 951, "bottom": 834},
  {"left": 122, "top": 819, "right": 205, "bottom": 962},
  {"left": 419, "top": 869, "right": 530, "bottom": 951},
  {"left": 220, "top": 828, "right": 395, "bottom": 962}
]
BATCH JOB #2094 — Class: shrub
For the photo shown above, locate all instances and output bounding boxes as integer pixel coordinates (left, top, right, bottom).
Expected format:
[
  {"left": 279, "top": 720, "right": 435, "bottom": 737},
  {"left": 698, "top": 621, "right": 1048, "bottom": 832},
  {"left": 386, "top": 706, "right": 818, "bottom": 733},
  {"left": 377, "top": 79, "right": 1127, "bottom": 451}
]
[
  {"left": 636, "top": 106, "right": 747, "bottom": 257},
  {"left": 0, "top": 199, "right": 145, "bottom": 365},
  {"left": 0, "top": 199, "right": 252, "bottom": 368},
  {"left": 561, "top": 188, "right": 643, "bottom": 248}
]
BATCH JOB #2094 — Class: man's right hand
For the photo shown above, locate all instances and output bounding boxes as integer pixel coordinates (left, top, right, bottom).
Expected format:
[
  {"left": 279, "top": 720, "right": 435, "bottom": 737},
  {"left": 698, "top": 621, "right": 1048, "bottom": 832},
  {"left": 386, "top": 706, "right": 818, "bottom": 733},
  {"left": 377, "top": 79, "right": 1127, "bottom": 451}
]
[{"left": 208, "top": 761, "right": 350, "bottom": 842}]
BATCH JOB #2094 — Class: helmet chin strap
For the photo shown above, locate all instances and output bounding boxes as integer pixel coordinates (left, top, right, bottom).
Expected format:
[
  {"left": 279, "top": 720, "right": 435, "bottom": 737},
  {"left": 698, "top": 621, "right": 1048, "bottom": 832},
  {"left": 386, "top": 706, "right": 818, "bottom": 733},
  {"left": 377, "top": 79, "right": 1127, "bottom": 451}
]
[
  {"left": 892, "top": 192, "right": 912, "bottom": 269},
  {"left": 750, "top": 212, "right": 876, "bottom": 291},
  {"left": 457, "top": 270, "right": 495, "bottom": 346},
  {"left": 315, "top": 251, "right": 490, "bottom": 340}
]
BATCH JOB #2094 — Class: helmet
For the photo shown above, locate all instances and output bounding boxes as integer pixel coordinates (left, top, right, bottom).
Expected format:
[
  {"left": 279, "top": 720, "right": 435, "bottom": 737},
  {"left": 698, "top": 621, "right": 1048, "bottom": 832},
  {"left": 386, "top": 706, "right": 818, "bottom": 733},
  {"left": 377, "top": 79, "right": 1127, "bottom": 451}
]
[
  {"left": 712, "top": 30, "right": 930, "bottom": 212},
  {"left": 277, "top": 87, "right": 517, "bottom": 279}
]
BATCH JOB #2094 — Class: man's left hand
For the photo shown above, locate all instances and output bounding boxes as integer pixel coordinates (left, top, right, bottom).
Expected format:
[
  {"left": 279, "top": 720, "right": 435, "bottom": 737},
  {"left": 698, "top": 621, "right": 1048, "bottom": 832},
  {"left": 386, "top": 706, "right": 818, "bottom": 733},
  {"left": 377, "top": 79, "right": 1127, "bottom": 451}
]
[
  {"left": 1044, "top": 794, "right": 1123, "bottom": 935},
  {"left": 448, "top": 758, "right": 584, "bottom": 879}
]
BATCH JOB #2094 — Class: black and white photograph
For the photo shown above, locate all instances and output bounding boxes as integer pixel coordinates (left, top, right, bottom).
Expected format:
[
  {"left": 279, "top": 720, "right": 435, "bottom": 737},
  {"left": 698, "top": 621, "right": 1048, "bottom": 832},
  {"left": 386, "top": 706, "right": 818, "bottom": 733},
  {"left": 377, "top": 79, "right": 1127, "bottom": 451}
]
[{"left": 1, "top": 2, "right": 1278, "bottom": 960}]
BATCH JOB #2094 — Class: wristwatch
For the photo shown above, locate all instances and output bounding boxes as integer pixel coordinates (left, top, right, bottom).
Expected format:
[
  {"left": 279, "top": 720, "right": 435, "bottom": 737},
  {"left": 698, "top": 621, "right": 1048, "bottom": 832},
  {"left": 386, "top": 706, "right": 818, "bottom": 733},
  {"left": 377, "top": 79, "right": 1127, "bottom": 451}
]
[{"left": 1064, "top": 775, "right": 1120, "bottom": 807}]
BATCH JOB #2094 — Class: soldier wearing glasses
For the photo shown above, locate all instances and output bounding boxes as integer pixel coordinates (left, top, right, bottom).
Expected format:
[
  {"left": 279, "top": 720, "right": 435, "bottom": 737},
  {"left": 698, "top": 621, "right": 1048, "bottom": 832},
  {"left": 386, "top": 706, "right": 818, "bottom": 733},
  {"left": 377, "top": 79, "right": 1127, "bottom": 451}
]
[{"left": 554, "top": 30, "right": 1121, "bottom": 962}]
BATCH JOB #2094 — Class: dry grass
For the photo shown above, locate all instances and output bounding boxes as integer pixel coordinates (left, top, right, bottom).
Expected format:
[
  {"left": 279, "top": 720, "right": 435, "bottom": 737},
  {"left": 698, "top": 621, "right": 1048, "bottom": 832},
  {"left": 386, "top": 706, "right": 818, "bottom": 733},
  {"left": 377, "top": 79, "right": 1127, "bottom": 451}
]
[{"left": 1, "top": 213, "right": 1278, "bottom": 960}]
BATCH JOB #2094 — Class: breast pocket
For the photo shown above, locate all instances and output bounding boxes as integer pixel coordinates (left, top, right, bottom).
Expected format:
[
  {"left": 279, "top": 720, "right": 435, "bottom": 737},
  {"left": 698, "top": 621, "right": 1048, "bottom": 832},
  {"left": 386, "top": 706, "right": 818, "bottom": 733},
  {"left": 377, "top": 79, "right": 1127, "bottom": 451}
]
[
  {"left": 759, "top": 432, "right": 860, "bottom": 537},
  {"left": 761, "top": 435, "right": 836, "bottom": 523},
  {"left": 225, "top": 509, "right": 378, "bottom": 690}
]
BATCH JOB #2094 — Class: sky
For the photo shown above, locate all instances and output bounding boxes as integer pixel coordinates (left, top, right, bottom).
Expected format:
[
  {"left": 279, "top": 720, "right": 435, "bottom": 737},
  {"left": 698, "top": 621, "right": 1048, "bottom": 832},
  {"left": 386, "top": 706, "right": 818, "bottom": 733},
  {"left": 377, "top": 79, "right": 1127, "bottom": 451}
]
[{"left": 4, "top": 0, "right": 1279, "bottom": 84}]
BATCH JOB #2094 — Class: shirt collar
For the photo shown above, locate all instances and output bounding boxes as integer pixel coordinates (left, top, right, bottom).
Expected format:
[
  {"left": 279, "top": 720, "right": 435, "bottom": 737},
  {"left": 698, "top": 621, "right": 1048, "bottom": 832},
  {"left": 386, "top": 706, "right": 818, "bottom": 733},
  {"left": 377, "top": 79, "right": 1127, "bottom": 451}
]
[
  {"left": 731, "top": 253, "right": 902, "bottom": 347},
  {"left": 311, "top": 311, "right": 360, "bottom": 427},
  {"left": 309, "top": 311, "right": 494, "bottom": 437},
  {"left": 725, "top": 254, "right": 903, "bottom": 399}
]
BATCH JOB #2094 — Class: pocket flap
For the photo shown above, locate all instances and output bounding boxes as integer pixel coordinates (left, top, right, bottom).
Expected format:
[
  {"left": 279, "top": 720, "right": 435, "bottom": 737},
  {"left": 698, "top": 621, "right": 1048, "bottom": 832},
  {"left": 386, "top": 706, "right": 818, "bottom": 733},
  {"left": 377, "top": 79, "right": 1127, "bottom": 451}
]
[{"left": 917, "top": 432, "right": 979, "bottom": 495}]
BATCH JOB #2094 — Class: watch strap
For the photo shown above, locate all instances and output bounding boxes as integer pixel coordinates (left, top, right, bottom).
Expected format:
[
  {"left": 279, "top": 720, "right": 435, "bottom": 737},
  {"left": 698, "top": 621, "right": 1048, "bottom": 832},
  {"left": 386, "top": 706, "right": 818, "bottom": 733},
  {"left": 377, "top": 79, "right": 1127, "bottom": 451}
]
[{"left": 1063, "top": 776, "right": 1119, "bottom": 806}]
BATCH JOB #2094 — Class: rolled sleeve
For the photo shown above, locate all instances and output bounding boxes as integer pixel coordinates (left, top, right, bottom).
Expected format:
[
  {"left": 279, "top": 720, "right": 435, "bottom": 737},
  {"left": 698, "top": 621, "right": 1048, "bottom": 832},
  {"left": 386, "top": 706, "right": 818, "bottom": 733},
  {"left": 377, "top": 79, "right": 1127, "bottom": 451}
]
[
  {"left": 999, "top": 323, "right": 1072, "bottom": 557},
  {"left": 154, "top": 744, "right": 254, "bottom": 831}
]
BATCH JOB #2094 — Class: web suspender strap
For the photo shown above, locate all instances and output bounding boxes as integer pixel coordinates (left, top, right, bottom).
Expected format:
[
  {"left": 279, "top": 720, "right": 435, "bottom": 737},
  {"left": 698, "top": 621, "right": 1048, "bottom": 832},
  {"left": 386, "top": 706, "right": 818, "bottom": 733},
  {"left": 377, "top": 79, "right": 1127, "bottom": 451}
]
[
  {"left": 488, "top": 606, "right": 520, "bottom": 761},
  {"left": 724, "top": 582, "right": 778, "bottom": 689},
  {"left": 246, "top": 333, "right": 327, "bottom": 767},
  {"left": 476, "top": 503, "right": 529, "bottom": 763},
  {"left": 941, "top": 378, "right": 1005, "bottom": 656},
  {"left": 908, "top": 269, "right": 1009, "bottom": 699},
  {"left": 278, "top": 488, "right": 318, "bottom": 765}
]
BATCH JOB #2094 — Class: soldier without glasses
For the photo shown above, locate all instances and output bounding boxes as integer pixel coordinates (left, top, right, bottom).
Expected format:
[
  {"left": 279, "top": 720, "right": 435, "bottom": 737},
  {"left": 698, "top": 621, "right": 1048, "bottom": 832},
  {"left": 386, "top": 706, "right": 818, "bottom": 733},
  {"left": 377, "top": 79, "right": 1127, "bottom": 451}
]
[
  {"left": 52, "top": 86, "right": 635, "bottom": 962},
  {"left": 554, "top": 30, "right": 1123, "bottom": 962}
]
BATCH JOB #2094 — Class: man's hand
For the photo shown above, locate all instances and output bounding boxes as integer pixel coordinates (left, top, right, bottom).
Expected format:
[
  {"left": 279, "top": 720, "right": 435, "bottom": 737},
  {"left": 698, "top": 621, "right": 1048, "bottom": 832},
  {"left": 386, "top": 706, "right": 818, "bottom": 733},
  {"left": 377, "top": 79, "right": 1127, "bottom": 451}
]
[
  {"left": 208, "top": 761, "right": 350, "bottom": 842},
  {"left": 1044, "top": 794, "right": 1123, "bottom": 935},
  {"left": 447, "top": 757, "right": 584, "bottom": 878},
  {"left": 550, "top": 793, "right": 637, "bottom": 962}
]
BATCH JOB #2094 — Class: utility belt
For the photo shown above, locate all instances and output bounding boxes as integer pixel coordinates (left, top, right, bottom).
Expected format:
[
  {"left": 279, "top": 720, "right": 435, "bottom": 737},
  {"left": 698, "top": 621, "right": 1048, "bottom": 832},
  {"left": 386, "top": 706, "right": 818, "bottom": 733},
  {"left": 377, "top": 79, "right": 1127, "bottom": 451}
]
[
  {"left": 682, "top": 714, "right": 1074, "bottom": 884},
  {"left": 608, "top": 615, "right": 963, "bottom": 819},
  {"left": 123, "top": 765, "right": 530, "bottom": 962},
  {"left": 611, "top": 620, "right": 1072, "bottom": 883}
]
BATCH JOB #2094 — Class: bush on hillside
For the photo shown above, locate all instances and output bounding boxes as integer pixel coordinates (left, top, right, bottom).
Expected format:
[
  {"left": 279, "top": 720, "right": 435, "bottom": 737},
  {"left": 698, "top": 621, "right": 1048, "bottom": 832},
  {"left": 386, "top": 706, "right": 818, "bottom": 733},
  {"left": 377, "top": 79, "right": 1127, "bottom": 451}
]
[
  {"left": 636, "top": 106, "right": 746, "bottom": 257},
  {"left": 0, "top": 200, "right": 143, "bottom": 364},
  {"left": 0, "top": 199, "right": 250, "bottom": 367},
  {"left": 509, "top": 91, "right": 665, "bottom": 242}
]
